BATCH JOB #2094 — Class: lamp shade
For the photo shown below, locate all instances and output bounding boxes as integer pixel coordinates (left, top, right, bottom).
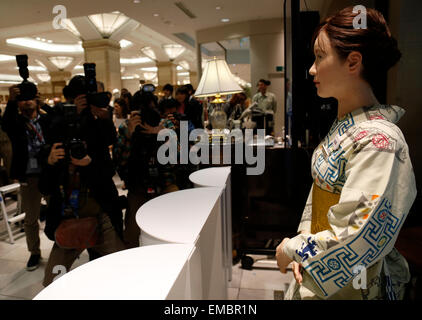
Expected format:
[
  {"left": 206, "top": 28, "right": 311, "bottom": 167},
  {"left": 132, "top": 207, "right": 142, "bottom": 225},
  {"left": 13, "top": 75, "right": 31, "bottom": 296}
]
[{"left": 194, "top": 58, "right": 243, "bottom": 98}]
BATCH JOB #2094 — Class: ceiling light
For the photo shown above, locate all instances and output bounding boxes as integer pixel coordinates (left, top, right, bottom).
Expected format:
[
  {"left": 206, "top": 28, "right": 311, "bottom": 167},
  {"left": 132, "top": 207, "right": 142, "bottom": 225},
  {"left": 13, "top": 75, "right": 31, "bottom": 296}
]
[
  {"left": 216, "top": 6, "right": 222, "bottom": 10},
  {"left": 35, "top": 59, "right": 47, "bottom": 69},
  {"left": 0, "top": 74, "right": 23, "bottom": 82},
  {"left": 143, "top": 72, "right": 156, "bottom": 81},
  {"left": 47, "top": 40, "right": 53, "bottom": 43},
  {"left": 119, "top": 39, "right": 133, "bottom": 48},
  {"left": 139, "top": 67, "right": 158, "bottom": 72},
  {"left": 120, "top": 57, "right": 152, "bottom": 65},
  {"left": 153, "top": 13, "right": 159, "bottom": 17},
  {"left": 162, "top": 44, "right": 185, "bottom": 61},
  {"left": 133, "top": 0, "right": 141, "bottom": 3},
  {"left": 37, "top": 74, "right": 51, "bottom": 82},
  {"left": 0, "top": 54, "right": 15, "bottom": 62},
  {"left": 48, "top": 56, "right": 74, "bottom": 70},
  {"left": 15, "top": 66, "right": 47, "bottom": 72},
  {"left": 6, "top": 37, "right": 83, "bottom": 53},
  {"left": 177, "top": 72, "right": 189, "bottom": 77},
  {"left": 140, "top": 47, "right": 157, "bottom": 60},
  {"left": 178, "top": 60, "right": 190, "bottom": 71},
  {"left": 221, "top": 18, "right": 230, "bottom": 23},
  {"left": 73, "top": 65, "right": 83, "bottom": 70},
  {"left": 63, "top": 19, "right": 81, "bottom": 37},
  {"left": 88, "top": 12, "right": 129, "bottom": 38}
]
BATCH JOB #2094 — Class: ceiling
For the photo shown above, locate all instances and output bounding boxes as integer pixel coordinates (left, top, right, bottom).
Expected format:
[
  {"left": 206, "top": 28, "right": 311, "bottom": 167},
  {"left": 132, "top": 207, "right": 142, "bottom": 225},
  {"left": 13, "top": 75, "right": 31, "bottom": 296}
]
[{"left": 0, "top": 0, "right": 329, "bottom": 87}]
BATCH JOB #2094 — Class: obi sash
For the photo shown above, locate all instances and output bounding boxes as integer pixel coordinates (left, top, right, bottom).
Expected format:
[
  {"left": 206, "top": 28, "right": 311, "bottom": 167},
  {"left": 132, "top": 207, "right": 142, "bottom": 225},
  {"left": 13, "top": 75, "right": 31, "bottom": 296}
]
[{"left": 311, "top": 182, "right": 340, "bottom": 234}]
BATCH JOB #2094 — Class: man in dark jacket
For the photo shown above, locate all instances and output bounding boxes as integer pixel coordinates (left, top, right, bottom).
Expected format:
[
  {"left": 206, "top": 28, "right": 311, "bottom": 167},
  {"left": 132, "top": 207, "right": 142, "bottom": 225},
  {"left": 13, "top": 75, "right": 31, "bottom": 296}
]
[
  {"left": 39, "top": 75, "right": 125, "bottom": 286},
  {"left": 2, "top": 82, "right": 49, "bottom": 271},
  {"left": 184, "top": 84, "right": 204, "bottom": 129}
]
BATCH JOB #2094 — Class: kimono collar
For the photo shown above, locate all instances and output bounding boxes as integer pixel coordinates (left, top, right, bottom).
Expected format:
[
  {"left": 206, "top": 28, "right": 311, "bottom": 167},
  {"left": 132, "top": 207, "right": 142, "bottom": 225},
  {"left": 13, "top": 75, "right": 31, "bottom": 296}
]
[{"left": 331, "top": 105, "right": 405, "bottom": 137}]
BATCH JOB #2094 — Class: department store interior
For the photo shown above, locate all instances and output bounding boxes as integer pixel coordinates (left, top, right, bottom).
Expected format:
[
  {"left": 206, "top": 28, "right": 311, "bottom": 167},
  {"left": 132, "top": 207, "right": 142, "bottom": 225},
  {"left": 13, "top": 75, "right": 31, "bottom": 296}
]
[{"left": 0, "top": 0, "right": 421, "bottom": 301}]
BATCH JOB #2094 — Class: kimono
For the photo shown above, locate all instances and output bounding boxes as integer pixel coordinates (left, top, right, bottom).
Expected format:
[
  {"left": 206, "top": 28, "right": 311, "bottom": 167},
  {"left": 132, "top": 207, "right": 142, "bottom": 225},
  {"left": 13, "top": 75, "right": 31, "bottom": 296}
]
[{"left": 283, "top": 105, "right": 416, "bottom": 300}]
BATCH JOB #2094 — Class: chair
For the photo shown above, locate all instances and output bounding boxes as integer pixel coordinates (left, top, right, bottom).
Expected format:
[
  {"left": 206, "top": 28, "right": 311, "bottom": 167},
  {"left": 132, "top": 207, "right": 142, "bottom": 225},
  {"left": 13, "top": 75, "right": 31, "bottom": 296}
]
[{"left": 0, "top": 183, "right": 25, "bottom": 244}]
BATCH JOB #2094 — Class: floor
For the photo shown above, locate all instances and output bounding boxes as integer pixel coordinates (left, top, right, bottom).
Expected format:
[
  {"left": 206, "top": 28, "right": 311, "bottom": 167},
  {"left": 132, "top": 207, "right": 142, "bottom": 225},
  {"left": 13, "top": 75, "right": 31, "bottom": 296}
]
[{"left": 0, "top": 176, "right": 295, "bottom": 300}]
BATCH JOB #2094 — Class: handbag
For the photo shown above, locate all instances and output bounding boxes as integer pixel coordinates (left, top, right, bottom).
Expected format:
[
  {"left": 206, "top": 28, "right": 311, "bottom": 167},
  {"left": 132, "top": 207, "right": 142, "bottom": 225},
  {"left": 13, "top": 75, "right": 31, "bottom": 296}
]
[{"left": 55, "top": 216, "right": 100, "bottom": 250}]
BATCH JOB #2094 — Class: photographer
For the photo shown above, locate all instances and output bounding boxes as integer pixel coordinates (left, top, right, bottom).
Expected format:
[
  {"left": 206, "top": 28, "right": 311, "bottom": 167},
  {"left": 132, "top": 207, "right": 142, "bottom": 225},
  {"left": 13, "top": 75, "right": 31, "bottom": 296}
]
[
  {"left": 1, "top": 56, "right": 49, "bottom": 271},
  {"left": 40, "top": 74, "right": 125, "bottom": 287},
  {"left": 113, "top": 85, "right": 178, "bottom": 248}
]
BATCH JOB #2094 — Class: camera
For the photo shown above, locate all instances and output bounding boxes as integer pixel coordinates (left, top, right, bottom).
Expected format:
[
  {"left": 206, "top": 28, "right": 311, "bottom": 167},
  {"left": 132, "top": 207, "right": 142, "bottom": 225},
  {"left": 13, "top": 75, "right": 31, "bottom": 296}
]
[
  {"left": 65, "top": 63, "right": 110, "bottom": 108},
  {"left": 60, "top": 103, "right": 87, "bottom": 160},
  {"left": 131, "top": 84, "right": 161, "bottom": 134},
  {"left": 15, "top": 54, "right": 37, "bottom": 101}
]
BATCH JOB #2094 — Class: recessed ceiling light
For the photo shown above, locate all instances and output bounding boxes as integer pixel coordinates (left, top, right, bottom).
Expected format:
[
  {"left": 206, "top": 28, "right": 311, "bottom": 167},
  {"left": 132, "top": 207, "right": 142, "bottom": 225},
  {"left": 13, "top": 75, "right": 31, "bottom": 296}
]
[
  {"left": 221, "top": 18, "right": 230, "bottom": 23},
  {"left": 153, "top": 13, "right": 159, "bottom": 17},
  {"left": 133, "top": 0, "right": 141, "bottom": 3},
  {"left": 216, "top": 6, "right": 222, "bottom": 10},
  {"left": 36, "top": 37, "right": 41, "bottom": 41},
  {"left": 47, "top": 40, "right": 53, "bottom": 43}
]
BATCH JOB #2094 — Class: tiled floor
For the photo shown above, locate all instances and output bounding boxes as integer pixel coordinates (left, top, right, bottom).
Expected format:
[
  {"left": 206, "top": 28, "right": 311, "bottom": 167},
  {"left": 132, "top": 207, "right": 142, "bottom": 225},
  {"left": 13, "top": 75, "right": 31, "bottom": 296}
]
[{"left": 0, "top": 176, "right": 295, "bottom": 300}]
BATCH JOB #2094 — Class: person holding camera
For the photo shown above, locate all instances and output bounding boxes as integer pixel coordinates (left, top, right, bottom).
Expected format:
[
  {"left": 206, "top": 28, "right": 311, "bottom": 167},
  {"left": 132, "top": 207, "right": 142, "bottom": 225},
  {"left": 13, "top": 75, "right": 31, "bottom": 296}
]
[
  {"left": 40, "top": 74, "right": 126, "bottom": 286},
  {"left": 113, "top": 85, "right": 179, "bottom": 248},
  {"left": 1, "top": 81, "right": 49, "bottom": 271}
]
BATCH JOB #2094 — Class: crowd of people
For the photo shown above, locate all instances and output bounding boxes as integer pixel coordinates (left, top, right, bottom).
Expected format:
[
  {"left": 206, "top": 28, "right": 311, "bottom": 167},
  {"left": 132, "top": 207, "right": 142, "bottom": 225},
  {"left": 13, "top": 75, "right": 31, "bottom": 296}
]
[{"left": 0, "top": 76, "right": 227, "bottom": 287}]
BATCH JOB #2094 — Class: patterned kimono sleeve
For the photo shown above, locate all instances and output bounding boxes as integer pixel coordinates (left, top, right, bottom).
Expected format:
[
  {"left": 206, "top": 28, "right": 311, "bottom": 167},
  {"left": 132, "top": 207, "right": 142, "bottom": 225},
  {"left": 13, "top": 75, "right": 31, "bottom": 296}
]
[
  {"left": 297, "top": 185, "right": 313, "bottom": 233},
  {"left": 283, "top": 126, "right": 416, "bottom": 298}
]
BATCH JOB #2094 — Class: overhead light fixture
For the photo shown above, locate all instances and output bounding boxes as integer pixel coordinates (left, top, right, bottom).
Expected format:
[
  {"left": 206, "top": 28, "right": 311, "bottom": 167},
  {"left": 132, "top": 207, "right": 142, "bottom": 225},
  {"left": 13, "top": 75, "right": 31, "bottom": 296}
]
[
  {"left": 133, "top": 0, "right": 141, "bottom": 3},
  {"left": 221, "top": 18, "right": 230, "bottom": 23},
  {"left": 122, "top": 74, "right": 140, "bottom": 80},
  {"left": 177, "top": 72, "right": 189, "bottom": 77},
  {"left": 162, "top": 44, "right": 185, "bottom": 61},
  {"left": 73, "top": 65, "right": 83, "bottom": 70},
  {"left": 178, "top": 60, "right": 190, "bottom": 70},
  {"left": 119, "top": 39, "right": 133, "bottom": 48},
  {"left": 88, "top": 12, "right": 129, "bottom": 38},
  {"left": 0, "top": 54, "right": 15, "bottom": 62},
  {"left": 139, "top": 67, "right": 158, "bottom": 72},
  {"left": 120, "top": 57, "right": 152, "bottom": 65},
  {"left": 0, "top": 74, "right": 23, "bottom": 82},
  {"left": 6, "top": 37, "right": 83, "bottom": 53},
  {"left": 37, "top": 74, "right": 51, "bottom": 82},
  {"left": 140, "top": 47, "right": 157, "bottom": 61},
  {"left": 143, "top": 72, "right": 156, "bottom": 81},
  {"left": 15, "top": 66, "right": 47, "bottom": 72},
  {"left": 35, "top": 59, "right": 47, "bottom": 69},
  {"left": 48, "top": 56, "right": 74, "bottom": 70},
  {"left": 63, "top": 19, "right": 81, "bottom": 37},
  {"left": 153, "top": 13, "right": 159, "bottom": 17},
  {"left": 216, "top": 6, "right": 222, "bottom": 10}
]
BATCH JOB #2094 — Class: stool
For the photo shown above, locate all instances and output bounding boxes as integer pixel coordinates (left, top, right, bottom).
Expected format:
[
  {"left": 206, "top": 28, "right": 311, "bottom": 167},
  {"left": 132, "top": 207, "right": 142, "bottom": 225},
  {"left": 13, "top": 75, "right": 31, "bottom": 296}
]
[{"left": 0, "top": 183, "right": 25, "bottom": 244}]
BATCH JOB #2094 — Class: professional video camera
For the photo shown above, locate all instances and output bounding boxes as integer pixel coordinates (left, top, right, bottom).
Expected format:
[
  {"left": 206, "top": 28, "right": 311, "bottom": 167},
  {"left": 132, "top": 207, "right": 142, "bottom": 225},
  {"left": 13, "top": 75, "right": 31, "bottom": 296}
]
[
  {"left": 131, "top": 84, "right": 161, "bottom": 134},
  {"left": 15, "top": 54, "right": 37, "bottom": 101}
]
